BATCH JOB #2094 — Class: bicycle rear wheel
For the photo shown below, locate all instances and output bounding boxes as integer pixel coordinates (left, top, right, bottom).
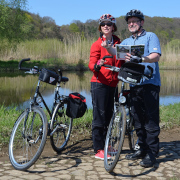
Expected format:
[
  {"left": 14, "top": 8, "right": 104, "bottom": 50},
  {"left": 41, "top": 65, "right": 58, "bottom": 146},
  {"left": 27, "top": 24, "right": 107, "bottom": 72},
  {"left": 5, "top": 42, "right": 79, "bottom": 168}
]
[
  {"left": 50, "top": 103, "right": 73, "bottom": 153},
  {"left": 127, "top": 115, "right": 139, "bottom": 151},
  {"left": 104, "top": 105, "right": 126, "bottom": 172},
  {"left": 9, "top": 106, "right": 48, "bottom": 170}
]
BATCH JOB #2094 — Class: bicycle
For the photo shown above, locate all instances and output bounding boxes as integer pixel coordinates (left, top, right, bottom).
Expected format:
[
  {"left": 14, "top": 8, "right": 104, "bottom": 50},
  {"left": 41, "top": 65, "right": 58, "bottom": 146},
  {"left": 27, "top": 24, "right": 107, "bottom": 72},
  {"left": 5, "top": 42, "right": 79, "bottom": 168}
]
[
  {"left": 102, "top": 56, "right": 153, "bottom": 172},
  {"left": 9, "top": 58, "right": 73, "bottom": 171}
]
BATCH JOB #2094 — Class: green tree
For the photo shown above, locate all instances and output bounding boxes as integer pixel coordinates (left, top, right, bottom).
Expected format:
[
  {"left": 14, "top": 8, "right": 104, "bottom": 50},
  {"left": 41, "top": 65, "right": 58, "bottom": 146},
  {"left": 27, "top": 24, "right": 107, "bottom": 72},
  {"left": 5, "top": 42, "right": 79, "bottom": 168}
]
[
  {"left": 69, "top": 23, "right": 80, "bottom": 33},
  {"left": 0, "top": 0, "right": 28, "bottom": 47}
]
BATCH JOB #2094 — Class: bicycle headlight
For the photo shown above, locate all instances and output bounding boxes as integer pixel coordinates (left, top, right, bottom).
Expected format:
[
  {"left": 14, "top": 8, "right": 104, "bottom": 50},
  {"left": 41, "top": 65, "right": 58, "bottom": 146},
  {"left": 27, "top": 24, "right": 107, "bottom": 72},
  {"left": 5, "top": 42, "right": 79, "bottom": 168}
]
[{"left": 119, "top": 96, "right": 126, "bottom": 103}]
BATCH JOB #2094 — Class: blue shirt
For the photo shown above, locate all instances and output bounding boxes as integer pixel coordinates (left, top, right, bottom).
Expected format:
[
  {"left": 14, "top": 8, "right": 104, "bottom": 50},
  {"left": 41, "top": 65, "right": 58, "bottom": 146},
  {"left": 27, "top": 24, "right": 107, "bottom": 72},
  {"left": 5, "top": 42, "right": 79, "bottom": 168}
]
[{"left": 120, "top": 30, "right": 161, "bottom": 86}]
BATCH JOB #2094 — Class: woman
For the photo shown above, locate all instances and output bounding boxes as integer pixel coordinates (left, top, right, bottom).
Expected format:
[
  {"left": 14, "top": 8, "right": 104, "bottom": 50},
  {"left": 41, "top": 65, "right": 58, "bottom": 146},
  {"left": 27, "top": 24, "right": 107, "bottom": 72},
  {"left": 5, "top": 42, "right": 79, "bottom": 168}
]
[{"left": 88, "top": 14, "right": 124, "bottom": 160}]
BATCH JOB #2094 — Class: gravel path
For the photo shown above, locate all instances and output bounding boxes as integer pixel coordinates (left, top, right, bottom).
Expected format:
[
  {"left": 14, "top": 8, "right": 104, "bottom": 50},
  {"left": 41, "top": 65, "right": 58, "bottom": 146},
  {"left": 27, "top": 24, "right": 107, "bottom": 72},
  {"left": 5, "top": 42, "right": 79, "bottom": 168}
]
[{"left": 0, "top": 133, "right": 180, "bottom": 180}]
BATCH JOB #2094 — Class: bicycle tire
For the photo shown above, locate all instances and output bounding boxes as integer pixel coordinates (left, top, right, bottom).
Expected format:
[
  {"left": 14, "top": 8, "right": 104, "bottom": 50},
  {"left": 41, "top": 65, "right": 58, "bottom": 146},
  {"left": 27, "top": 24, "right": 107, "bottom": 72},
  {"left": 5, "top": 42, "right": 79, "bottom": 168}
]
[
  {"left": 127, "top": 112, "right": 134, "bottom": 151},
  {"left": 127, "top": 115, "right": 139, "bottom": 151},
  {"left": 9, "top": 106, "right": 48, "bottom": 170},
  {"left": 104, "top": 105, "right": 126, "bottom": 173},
  {"left": 50, "top": 103, "right": 73, "bottom": 153}
]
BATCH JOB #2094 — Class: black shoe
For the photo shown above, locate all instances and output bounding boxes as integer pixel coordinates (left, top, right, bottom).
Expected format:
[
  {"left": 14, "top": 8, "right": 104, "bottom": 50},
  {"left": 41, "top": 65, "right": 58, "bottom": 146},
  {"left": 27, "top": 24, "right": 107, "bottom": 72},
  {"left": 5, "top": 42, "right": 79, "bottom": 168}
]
[
  {"left": 125, "top": 149, "right": 146, "bottom": 160},
  {"left": 139, "top": 153, "right": 156, "bottom": 168}
]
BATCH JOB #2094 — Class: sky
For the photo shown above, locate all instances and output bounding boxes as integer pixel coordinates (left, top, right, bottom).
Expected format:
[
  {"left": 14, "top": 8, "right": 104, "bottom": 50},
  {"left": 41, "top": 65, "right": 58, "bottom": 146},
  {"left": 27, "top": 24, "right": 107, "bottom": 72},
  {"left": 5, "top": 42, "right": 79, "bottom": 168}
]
[{"left": 27, "top": 0, "right": 180, "bottom": 26}]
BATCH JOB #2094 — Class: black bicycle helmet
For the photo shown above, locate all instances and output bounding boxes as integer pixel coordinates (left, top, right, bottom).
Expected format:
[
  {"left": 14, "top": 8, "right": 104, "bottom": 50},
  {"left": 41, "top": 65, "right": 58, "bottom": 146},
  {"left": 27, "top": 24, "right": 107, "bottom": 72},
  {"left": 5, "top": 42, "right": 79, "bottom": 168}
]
[{"left": 125, "top": 9, "right": 144, "bottom": 22}]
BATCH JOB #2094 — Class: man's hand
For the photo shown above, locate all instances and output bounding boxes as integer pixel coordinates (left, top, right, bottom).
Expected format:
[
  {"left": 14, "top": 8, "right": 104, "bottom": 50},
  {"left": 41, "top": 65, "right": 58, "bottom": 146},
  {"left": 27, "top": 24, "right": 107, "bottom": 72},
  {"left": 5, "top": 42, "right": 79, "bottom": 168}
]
[{"left": 130, "top": 55, "right": 142, "bottom": 63}]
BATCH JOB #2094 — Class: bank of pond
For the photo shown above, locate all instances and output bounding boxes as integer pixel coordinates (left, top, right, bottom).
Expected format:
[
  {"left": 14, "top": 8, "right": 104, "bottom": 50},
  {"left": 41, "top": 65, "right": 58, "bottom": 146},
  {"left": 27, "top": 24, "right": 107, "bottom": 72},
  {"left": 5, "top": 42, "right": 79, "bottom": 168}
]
[{"left": 0, "top": 102, "right": 180, "bottom": 148}]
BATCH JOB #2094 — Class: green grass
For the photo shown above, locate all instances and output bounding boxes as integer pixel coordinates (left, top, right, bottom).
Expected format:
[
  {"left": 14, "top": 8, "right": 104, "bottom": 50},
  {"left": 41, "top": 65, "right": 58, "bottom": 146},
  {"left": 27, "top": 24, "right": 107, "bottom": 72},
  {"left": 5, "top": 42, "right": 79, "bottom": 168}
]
[
  {"left": 160, "top": 103, "right": 180, "bottom": 128},
  {"left": 0, "top": 58, "right": 88, "bottom": 72},
  {"left": 0, "top": 59, "right": 54, "bottom": 69},
  {"left": 0, "top": 103, "right": 179, "bottom": 148},
  {"left": 0, "top": 106, "right": 21, "bottom": 147}
]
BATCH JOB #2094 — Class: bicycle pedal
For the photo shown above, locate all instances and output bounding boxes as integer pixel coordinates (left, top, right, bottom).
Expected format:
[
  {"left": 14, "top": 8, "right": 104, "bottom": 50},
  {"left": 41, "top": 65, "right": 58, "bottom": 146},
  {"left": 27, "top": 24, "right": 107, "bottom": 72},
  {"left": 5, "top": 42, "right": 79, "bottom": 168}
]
[
  {"left": 60, "top": 124, "right": 67, "bottom": 128},
  {"left": 29, "top": 140, "right": 35, "bottom": 144}
]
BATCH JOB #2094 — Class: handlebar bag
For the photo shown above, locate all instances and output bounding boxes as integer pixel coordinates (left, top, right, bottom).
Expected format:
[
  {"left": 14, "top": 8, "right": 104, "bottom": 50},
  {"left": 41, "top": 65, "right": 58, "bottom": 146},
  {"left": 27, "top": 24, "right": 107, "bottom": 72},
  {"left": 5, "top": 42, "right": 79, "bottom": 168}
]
[
  {"left": 66, "top": 92, "right": 87, "bottom": 118},
  {"left": 118, "top": 62, "right": 145, "bottom": 84},
  {"left": 39, "top": 68, "right": 59, "bottom": 85}
]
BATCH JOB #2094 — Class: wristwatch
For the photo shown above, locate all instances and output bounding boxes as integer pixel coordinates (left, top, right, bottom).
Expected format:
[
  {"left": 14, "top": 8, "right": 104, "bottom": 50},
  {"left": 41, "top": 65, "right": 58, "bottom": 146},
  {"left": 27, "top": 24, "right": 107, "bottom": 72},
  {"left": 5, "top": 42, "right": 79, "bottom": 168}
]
[{"left": 142, "top": 57, "right": 145, "bottom": 62}]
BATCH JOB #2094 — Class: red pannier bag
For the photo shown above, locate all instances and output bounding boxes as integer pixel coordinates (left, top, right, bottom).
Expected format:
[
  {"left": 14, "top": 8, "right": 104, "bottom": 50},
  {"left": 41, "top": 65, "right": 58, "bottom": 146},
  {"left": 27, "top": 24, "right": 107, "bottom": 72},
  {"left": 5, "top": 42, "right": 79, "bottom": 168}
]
[{"left": 66, "top": 92, "right": 87, "bottom": 118}]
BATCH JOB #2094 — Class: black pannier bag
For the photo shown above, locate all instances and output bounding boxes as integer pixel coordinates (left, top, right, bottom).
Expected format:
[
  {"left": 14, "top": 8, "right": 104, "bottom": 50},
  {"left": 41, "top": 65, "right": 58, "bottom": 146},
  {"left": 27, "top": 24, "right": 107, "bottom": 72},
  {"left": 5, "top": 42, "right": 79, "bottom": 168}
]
[
  {"left": 39, "top": 68, "right": 59, "bottom": 85},
  {"left": 66, "top": 92, "right": 87, "bottom": 118},
  {"left": 118, "top": 62, "right": 145, "bottom": 84}
]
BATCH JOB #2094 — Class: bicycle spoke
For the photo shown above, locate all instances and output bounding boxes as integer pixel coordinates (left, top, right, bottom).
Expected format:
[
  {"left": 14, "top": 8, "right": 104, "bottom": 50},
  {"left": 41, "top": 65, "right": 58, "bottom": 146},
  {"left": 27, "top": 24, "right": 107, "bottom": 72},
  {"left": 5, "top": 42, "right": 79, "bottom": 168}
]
[
  {"left": 104, "top": 106, "right": 126, "bottom": 172},
  {"left": 9, "top": 107, "right": 47, "bottom": 170},
  {"left": 50, "top": 104, "right": 72, "bottom": 153}
]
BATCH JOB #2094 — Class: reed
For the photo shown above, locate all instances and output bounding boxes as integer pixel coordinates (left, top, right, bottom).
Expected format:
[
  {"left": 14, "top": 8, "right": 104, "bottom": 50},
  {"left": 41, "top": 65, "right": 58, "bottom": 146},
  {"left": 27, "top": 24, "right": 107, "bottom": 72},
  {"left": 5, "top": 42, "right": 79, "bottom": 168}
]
[
  {"left": 0, "top": 35, "right": 179, "bottom": 67},
  {"left": 0, "top": 35, "right": 96, "bottom": 65},
  {"left": 160, "top": 42, "right": 180, "bottom": 67}
]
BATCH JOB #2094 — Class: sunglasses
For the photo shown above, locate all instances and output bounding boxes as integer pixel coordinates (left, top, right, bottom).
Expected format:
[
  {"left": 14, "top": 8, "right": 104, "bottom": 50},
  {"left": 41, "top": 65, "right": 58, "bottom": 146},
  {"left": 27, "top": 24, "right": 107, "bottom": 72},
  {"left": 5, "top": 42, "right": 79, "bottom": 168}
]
[
  {"left": 127, "top": 20, "right": 140, "bottom": 25},
  {"left": 100, "top": 22, "right": 113, "bottom": 27}
]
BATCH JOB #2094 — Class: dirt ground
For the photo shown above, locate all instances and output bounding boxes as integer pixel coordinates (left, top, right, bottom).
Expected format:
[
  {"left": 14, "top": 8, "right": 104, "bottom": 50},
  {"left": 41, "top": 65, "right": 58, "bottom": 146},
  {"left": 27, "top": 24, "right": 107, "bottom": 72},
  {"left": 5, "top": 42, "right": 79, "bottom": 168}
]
[{"left": 1, "top": 127, "right": 180, "bottom": 162}]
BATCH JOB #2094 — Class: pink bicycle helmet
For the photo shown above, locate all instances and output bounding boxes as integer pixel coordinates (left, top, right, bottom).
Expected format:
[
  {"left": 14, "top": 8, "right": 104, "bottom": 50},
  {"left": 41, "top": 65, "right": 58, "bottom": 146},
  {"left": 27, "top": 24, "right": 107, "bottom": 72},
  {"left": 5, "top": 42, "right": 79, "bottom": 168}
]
[
  {"left": 98, "top": 14, "right": 117, "bottom": 32},
  {"left": 99, "top": 14, "right": 116, "bottom": 24}
]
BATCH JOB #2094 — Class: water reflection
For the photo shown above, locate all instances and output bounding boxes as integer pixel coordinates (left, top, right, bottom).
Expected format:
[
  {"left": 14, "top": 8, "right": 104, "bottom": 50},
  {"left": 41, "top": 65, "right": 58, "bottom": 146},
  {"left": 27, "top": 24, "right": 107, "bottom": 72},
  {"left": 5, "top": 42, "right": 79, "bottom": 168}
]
[{"left": 0, "top": 70, "right": 180, "bottom": 109}]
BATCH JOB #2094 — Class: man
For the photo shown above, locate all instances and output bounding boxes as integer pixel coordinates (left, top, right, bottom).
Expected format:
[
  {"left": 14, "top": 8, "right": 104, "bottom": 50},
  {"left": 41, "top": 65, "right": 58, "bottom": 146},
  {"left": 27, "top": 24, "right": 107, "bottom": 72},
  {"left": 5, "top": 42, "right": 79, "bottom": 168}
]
[{"left": 102, "top": 9, "right": 161, "bottom": 168}]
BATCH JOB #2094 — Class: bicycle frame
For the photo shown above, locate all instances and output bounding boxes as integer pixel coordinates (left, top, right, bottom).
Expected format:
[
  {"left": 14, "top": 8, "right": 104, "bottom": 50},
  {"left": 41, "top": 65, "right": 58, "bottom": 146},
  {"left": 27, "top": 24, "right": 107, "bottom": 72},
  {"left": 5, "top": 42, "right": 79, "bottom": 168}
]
[
  {"left": 30, "top": 79, "right": 62, "bottom": 120},
  {"left": 9, "top": 58, "right": 73, "bottom": 171}
]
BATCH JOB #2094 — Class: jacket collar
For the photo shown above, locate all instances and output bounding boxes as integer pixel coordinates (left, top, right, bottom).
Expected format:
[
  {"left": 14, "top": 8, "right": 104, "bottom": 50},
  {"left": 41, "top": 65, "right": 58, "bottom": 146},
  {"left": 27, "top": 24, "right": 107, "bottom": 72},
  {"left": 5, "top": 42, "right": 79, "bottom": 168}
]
[{"left": 131, "top": 29, "right": 146, "bottom": 39}]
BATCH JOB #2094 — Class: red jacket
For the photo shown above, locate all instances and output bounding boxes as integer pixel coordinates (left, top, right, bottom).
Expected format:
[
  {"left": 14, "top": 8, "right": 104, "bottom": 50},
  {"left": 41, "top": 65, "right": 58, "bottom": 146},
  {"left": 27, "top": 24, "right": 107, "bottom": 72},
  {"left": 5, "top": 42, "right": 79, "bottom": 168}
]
[{"left": 88, "top": 35, "right": 125, "bottom": 87}]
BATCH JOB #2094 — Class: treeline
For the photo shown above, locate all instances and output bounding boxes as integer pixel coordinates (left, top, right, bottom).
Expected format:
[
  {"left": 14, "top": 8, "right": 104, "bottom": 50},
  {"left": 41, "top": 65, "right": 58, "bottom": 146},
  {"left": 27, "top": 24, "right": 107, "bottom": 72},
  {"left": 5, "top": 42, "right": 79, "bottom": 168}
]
[
  {"left": 25, "top": 12, "right": 180, "bottom": 44},
  {"left": 0, "top": 1, "right": 179, "bottom": 66},
  {"left": 1, "top": 0, "right": 180, "bottom": 46}
]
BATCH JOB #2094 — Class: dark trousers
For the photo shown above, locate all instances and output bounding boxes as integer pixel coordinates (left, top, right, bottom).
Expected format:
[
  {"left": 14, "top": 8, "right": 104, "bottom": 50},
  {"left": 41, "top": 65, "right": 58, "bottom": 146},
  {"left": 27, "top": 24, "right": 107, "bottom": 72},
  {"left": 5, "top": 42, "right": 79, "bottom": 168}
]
[
  {"left": 91, "top": 82, "right": 116, "bottom": 153},
  {"left": 130, "top": 84, "right": 160, "bottom": 156}
]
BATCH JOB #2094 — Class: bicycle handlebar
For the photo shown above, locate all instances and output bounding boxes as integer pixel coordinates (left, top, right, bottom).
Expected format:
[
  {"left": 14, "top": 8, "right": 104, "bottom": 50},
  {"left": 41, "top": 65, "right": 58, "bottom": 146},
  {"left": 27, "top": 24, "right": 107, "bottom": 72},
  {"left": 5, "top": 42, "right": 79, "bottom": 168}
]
[
  {"left": 101, "top": 56, "right": 153, "bottom": 78},
  {"left": 103, "top": 64, "right": 113, "bottom": 68},
  {"left": 102, "top": 55, "right": 113, "bottom": 60},
  {"left": 18, "top": 58, "right": 68, "bottom": 83},
  {"left": 18, "top": 58, "right": 31, "bottom": 71},
  {"left": 101, "top": 56, "right": 120, "bottom": 72}
]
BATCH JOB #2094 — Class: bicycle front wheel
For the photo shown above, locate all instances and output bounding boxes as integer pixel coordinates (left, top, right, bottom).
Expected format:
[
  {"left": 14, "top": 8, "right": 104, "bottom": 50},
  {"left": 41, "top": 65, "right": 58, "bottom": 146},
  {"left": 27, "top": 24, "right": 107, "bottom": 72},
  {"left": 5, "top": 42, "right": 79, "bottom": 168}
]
[
  {"left": 9, "top": 106, "right": 48, "bottom": 170},
  {"left": 50, "top": 103, "right": 73, "bottom": 153},
  {"left": 104, "top": 105, "right": 126, "bottom": 173}
]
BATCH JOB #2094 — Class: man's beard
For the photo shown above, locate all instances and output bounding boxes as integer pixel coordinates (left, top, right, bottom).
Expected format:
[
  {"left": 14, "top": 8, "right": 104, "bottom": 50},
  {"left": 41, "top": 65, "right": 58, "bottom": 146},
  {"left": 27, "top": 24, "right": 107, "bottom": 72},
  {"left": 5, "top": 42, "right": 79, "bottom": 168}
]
[{"left": 129, "top": 26, "right": 141, "bottom": 34}]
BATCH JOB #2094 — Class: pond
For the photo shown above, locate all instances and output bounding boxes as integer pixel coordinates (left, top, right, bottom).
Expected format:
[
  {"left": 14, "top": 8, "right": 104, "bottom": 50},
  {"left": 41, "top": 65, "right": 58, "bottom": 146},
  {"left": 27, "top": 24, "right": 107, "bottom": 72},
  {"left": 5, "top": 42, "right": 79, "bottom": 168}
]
[{"left": 0, "top": 70, "right": 180, "bottom": 110}]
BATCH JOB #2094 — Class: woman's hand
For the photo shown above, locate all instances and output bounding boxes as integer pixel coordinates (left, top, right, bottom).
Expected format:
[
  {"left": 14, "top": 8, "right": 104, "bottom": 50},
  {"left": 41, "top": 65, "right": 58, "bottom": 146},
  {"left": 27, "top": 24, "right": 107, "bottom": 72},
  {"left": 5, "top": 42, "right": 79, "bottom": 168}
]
[
  {"left": 101, "top": 40, "right": 116, "bottom": 56},
  {"left": 101, "top": 40, "right": 112, "bottom": 49},
  {"left": 97, "top": 59, "right": 106, "bottom": 66}
]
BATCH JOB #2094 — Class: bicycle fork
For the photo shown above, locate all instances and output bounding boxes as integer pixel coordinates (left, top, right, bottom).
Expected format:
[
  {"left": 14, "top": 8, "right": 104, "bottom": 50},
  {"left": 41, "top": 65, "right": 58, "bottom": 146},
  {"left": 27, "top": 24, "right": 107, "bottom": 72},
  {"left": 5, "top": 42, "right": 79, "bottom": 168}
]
[{"left": 22, "top": 109, "right": 42, "bottom": 145}]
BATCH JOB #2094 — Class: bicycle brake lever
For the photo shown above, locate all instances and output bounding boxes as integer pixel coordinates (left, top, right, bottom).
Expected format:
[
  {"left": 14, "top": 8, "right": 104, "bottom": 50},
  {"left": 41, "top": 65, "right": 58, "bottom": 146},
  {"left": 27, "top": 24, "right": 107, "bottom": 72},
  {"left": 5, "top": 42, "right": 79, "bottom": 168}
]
[
  {"left": 113, "top": 67, "right": 120, "bottom": 72},
  {"left": 105, "top": 67, "right": 113, "bottom": 71},
  {"left": 25, "top": 68, "right": 38, "bottom": 74},
  {"left": 105, "top": 67, "right": 120, "bottom": 72}
]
